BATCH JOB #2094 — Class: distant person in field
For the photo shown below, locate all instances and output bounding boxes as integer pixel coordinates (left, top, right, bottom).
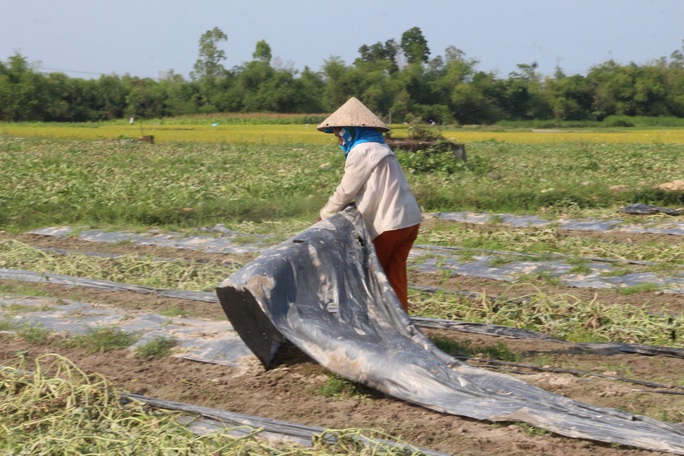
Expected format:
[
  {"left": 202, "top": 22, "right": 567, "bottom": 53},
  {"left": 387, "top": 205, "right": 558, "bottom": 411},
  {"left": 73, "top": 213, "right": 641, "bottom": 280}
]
[{"left": 316, "top": 97, "right": 422, "bottom": 313}]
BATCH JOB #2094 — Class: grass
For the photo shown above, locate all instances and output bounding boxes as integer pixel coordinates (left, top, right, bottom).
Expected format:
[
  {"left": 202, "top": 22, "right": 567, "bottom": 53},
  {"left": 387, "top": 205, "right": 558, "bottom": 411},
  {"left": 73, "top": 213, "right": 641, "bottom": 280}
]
[
  {"left": 135, "top": 336, "right": 177, "bottom": 358},
  {"left": 565, "top": 257, "right": 592, "bottom": 275},
  {"left": 158, "top": 305, "right": 194, "bottom": 318},
  {"left": 317, "top": 374, "right": 378, "bottom": 401},
  {"left": 16, "top": 323, "right": 52, "bottom": 344},
  {"left": 430, "top": 336, "right": 520, "bottom": 362},
  {"left": 60, "top": 326, "right": 139, "bottom": 353},
  {"left": 0, "top": 282, "right": 55, "bottom": 298},
  {"left": 513, "top": 270, "right": 564, "bottom": 286},
  {"left": 616, "top": 283, "right": 662, "bottom": 295},
  {"left": 1, "top": 122, "right": 683, "bottom": 452},
  {"left": 0, "top": 319, "right": 53, "bottom": 344}
]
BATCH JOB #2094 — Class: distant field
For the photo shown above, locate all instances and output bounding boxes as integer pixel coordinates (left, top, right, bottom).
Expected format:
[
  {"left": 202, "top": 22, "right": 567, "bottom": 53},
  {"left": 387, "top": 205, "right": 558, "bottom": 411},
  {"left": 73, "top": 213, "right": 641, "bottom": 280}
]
[
  {"left": 1, "top": 127, "right": 683, "bottom": 233},
  {"left": 3, "top": 122, "right": 684, "bottom": 144}
]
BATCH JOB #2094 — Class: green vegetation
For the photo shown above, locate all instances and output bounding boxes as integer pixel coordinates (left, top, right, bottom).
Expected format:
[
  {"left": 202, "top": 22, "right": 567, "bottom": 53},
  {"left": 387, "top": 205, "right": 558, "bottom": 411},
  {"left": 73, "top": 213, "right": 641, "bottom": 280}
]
[
  {"left": 0, "top": 319, "right": 52, "bottom": 344},
  {"left": 616, "top": 283, "right": 662, "bottom": 295},
  {"left": 135, "top": 336, "right": 177, "bottom": 358},
  {"left": 422, "top": 222, "right": 683, "bottom": 266},
  {"left": 0, "top": 281, "right": 54, "bottom": 297},
  {"left": 60, "top": 326, "right": 139, "bottom": 353},
  {"left": 0, "top": 239, "right": 240, "bottom": 291},
  {"left": 411, "top": 289, "right": 682, "bottom": 347},
  {"left": 1, "top": 136, "right": 682, "bottom": 232},
  {"left": 430, "top": 336, "right": 520, "bottom": 362},
  {"left": 1, "top": 27, "right": 684, "bottom": 124},
  {"left": 513, "top": 271, "right": 564, "bottom": 287},
  {"left": 0, "top": 354, "right": 420, "bottom": 455},
  {"left": 317, "top": 374, "right": 378, "bottom": 400},
  {"left": 0, "top": 130, "right": 681, "bottom": 350},
  {"left": 158, "top": 306, "right": 193, "bottom": 318},
  {"left": 16, "top": 323, "right": 52, "bottom": 344}
]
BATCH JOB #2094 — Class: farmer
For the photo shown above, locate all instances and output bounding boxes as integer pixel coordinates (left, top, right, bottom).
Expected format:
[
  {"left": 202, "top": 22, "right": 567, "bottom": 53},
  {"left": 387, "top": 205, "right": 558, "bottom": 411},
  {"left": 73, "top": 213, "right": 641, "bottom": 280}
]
[{"left": 317, "top": 97, "right": 422, "bottom": 313}]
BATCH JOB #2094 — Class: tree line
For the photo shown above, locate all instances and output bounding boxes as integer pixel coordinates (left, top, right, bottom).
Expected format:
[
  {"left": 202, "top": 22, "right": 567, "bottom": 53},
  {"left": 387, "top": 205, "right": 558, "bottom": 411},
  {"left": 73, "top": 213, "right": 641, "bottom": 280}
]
[{"left": 1, "top": 26, "right": 683, "bottom": 124}]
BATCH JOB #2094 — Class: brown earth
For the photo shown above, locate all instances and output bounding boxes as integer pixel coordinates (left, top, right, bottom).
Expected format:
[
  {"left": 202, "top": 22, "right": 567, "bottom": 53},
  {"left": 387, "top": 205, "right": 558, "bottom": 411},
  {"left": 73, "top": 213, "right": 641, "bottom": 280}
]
[{"left": 1, "top": 225, "right": 683, "bottom": 455}]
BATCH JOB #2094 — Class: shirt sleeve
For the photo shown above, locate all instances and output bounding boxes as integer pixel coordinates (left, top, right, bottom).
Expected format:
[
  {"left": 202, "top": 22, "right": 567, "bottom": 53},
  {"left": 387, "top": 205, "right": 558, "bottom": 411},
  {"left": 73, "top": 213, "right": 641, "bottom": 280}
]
[{"left": 320, "top": 149, "right": 373, "bottom": 219}]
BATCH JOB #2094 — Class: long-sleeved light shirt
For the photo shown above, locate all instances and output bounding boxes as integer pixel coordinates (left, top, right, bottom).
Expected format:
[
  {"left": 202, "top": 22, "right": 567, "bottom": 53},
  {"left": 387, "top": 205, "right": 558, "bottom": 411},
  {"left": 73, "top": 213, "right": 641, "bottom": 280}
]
[{"left": 320, "top": 141, "right": 422, "bottom": 239}]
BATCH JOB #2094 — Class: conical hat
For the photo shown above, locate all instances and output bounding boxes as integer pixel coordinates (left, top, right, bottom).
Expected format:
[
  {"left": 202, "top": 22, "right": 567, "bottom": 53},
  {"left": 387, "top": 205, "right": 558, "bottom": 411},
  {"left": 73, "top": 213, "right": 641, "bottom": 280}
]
[{"left": 317, "top": 97, "right": 389, "bottom": 132}]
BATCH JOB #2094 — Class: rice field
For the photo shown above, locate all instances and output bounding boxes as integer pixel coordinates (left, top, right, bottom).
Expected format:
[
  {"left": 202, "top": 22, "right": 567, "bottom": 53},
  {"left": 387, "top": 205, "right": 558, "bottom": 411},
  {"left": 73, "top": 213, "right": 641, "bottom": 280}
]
[{"left": 3, "top": 121, "right": 684, "bottom": 145}]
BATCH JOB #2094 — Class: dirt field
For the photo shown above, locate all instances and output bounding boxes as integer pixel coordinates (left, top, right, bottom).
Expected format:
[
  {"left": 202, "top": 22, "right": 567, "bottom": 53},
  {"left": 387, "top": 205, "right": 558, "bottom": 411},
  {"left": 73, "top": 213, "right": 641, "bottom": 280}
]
[{"left": 1, "top": 222, "right": 683, "bottom": 455}]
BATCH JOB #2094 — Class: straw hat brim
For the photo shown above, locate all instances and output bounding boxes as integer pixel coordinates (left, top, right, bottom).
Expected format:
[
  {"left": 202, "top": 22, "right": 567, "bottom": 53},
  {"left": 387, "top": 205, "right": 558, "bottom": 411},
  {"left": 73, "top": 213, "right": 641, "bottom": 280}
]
[{"left": 317, "top": 97, "right": 390, "bottom": 132}]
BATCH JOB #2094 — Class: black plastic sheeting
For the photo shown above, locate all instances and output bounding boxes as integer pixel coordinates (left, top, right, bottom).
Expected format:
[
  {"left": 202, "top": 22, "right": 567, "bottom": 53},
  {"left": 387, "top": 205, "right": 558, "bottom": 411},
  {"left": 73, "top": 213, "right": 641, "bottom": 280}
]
[
  {"left": 28, "top": 218, "right": 684, "bottom": 293},
  {"left": 217, "top": 205, "right": 684, "bottom": 455},
  {"left": 2, "top": 268, "right": 683, "bottom": 364},
  {"left": 620, "top": 203, "right": 683, "bottom": 216},
  {"left": 122, "top": 393, "right": 450, "bottom": 456}
]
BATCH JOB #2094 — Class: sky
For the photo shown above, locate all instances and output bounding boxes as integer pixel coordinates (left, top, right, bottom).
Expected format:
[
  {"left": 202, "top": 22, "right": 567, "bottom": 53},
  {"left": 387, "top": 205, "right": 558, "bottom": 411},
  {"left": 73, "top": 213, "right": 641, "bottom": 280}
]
[{"left": 1, "top": 0, "right": 683, "bottom": 80}]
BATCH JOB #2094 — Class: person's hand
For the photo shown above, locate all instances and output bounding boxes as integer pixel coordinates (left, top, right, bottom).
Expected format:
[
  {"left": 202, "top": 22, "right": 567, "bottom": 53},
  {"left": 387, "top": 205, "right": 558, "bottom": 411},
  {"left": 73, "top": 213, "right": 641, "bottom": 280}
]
[{"left": 315, "top": 216, "right": 322, "bottom": 223}]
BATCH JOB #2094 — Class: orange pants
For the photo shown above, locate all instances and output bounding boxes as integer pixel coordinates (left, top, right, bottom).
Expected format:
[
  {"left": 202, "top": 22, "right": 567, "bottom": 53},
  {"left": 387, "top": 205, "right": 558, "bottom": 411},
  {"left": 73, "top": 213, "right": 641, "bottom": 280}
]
[{"left": 373, "top": 224, "right": 420, "bottom": 313}]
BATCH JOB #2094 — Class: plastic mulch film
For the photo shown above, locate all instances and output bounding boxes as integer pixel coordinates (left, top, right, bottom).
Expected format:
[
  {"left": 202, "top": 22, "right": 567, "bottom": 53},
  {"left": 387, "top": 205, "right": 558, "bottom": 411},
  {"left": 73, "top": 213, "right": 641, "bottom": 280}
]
[{"left": 216, "top": 205, "right": 684, "bottom": 455}]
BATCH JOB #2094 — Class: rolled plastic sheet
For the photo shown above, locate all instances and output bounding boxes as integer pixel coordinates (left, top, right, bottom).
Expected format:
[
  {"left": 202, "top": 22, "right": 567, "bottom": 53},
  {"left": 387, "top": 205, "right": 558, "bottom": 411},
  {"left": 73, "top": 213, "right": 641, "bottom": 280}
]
[
  {"left": 619, "top": 203, "right": 683, "bottom": 216},
  {"left": 216, "top": 205, "right": 684, "bottom": 454}
]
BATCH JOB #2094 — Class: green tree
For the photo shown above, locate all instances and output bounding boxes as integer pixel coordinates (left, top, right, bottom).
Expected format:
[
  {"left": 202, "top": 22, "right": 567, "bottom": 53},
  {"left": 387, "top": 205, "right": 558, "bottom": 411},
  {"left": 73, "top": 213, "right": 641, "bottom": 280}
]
[
  {"left": 192, "top": 27, "right": 228, "bottom": 81},
  {"left": 321, "top": 56, "right": 355, "bottom": 110},
  {"left": 398, "top": 61, "right": 431, "bottom": 104},
  {"left": 400, "top": 27, "right": 430, "bottom": 65},
  {"left": 429, "top": 46, "right": 483, "bottom": 123},
  {"left": 60, "top": 77, "right": 101, "bottom": 121},
  {"left": 125, "top": 77, "right": 167, "bottom": 119},
  {"left": 253, "top": 40, "right": 272, "bottom": 64},
  {"left": 0, "top": 53, "right": 48, "bottom": 121},
  {"left": 159, "top": 70, "right": 199, "bottom": 115},
  {"left": 191, "top": 27, "right": 229, "bottom": 112},
  {"left": 243, "top": 68, "right": 285, "bottom": 112},
  {"left": 297, "top": 66, "right": 325, "bottom": 112},
  {"left": 631, "top": 63, "right": 669, "bottom": 116},
  {"left": 211, "top": 73, "right": 245, "bottom": 112},
  {"left": 348, "top": 60, "right": 396, "bottom": 116},
  {"left": 543, "top": 68, "right": 592, "bottom": 123},
  {"left": 42, "top": 72, "right": 74, "bottom": 121},
  {"left": 666, "top": 42, "right": 684, "bottom": 116},
  {"left": 670, "top": 40, "right": 684, "bottom": 69},
  {"left": 357, "top": 39, "right": 399, "bottom": 73},
  {"left": 498, "top": 63, "right": 549, "bottom": 120},
  {"left": 97, "top": 74, "right": 127, "bottom": 120},
  {"left": 587, "top": 60, "right": 646, "bottom": 118}
]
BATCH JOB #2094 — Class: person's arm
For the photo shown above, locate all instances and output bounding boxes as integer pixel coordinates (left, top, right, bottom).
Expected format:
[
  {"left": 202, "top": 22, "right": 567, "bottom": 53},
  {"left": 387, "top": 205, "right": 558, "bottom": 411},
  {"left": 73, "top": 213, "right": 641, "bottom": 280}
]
[{"left": 320, "top": 150, "right": 372, "bottom": 219}]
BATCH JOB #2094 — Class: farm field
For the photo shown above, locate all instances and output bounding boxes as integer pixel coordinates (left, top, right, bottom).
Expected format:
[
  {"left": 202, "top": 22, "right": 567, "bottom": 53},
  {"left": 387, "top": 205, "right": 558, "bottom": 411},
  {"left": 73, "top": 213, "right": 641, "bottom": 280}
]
[
  {"left": 1, "top": 126, "right": 683, "bottom": 455},
  {"left": 4, "top": 120, "right": 684, "bottom": 145}
]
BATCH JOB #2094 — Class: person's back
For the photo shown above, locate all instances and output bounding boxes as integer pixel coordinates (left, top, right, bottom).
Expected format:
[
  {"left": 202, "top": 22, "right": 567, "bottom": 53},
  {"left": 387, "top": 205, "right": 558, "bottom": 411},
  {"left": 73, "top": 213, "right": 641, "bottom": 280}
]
[
  {"left": 316, "top": 97, "right": 422, "bottom": 312},
  {"left": 335, "top": 140, "right": 420, "bottom": 239}
]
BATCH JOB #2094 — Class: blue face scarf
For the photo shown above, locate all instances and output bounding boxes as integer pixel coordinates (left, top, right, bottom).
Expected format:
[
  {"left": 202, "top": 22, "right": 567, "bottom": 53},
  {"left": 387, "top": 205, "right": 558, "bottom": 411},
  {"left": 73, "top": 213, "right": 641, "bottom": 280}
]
[{"left": 338, "top": 127, "right": 386, "bottom": 158}]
